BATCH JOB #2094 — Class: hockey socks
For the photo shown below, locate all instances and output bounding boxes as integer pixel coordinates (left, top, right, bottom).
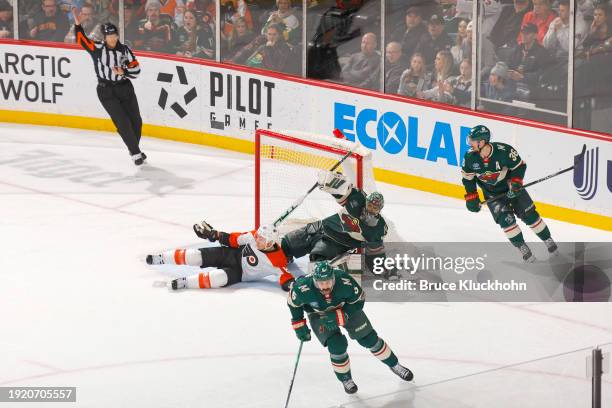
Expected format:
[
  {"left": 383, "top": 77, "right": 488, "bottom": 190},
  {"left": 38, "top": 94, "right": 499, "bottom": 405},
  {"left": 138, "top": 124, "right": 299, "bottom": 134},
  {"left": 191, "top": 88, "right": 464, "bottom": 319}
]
[
  {"left": 527, "top": 217, "right": 552, "bottom": 242},
  {"left": 157, "top": 249, "right": 203, "bottom": 266},
  {"left": 330, "top": 352, "right": 352, "bottom": 381},
  {"left": 369, "top": 338, "right": 398, "bottom": 368}
]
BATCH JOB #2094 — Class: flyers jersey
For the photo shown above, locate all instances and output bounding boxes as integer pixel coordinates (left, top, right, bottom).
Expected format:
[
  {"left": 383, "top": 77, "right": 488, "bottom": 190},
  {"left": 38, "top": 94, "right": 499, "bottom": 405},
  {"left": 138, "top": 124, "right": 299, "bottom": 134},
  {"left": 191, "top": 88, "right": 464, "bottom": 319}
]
[{"left": 226, "top": 231, "right": 291, "bottom": 282}]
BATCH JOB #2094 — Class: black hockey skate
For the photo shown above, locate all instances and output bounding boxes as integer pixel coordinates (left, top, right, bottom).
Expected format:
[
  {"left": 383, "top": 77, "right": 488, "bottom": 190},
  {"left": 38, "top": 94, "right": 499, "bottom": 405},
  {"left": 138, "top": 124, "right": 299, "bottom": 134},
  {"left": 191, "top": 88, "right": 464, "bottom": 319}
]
[
  {"left": 544, "top": 238, "right": 558, "bottom": 255},
  {"left": 390, "top": 363, "right": 414, "bottom": 381},
  {"left": 169, "top": 277, "right": 187, "bottom": 290},
  {"left": 341, "top": 379, "right": 358, "bottom": 394},
  {"left": 518, "top": 243, "right": 536, "bottom": 263},
  {"left": 134, "top": 152, "right": 147, "bottom": 166},
  {"left": 146, "top": 254, "right": 164, "bottom": 265}
]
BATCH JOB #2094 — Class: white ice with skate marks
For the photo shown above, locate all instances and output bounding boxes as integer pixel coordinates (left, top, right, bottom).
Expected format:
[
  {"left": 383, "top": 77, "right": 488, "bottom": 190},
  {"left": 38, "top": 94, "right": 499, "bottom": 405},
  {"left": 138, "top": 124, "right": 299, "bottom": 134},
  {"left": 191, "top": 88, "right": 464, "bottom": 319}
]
[{"left": 0, "top": 123, "right": 611, "bottom": 408}]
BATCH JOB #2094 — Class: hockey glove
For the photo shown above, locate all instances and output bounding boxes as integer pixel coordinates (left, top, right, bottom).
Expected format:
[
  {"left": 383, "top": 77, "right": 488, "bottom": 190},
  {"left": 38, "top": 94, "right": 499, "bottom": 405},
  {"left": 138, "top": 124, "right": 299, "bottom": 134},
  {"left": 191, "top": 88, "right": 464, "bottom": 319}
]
[
  {"left": 292, "top": 319, "right": 311, "bottom": 342},
  {"left": 193, "top": 220, "right": 218, "bottom": 241},
  {"left": 279, "top": 271, "right": 295, "bottom": 292},
  {"left": 506, "top": 178, "right": 523, "bottom": 199},
  {"left": 320, "top": 309, "right": 348, "bottom": 332},
  {"left": 464, "top": 192, "right": 481, "bottom": 213}
]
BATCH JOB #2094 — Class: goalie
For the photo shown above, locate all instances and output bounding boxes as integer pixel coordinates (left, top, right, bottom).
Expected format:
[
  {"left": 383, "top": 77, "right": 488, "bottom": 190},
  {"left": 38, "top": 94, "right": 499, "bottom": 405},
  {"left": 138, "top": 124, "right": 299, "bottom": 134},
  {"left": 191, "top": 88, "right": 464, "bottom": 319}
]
[
  {"left": 282, "top": 170, "right": 390, "bottom": 275},
  {"left": 146, "top": 223, "right": 296, "bottom": 291}
]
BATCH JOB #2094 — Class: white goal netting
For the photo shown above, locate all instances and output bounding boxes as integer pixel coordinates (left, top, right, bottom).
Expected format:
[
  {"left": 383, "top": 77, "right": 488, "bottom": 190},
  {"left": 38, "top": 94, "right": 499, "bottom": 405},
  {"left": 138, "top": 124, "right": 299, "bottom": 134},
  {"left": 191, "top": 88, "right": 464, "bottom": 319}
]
[{"left": 255, "top": 129, "right": 403, "bottom": 242}]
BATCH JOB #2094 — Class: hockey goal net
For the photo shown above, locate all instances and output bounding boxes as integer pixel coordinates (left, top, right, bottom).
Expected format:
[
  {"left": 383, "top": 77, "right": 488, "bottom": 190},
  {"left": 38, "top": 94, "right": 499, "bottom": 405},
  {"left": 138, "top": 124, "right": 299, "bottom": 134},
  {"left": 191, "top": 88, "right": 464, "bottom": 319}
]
[{"left": 255, "top": 128, "right": 380, "bottom": 234}]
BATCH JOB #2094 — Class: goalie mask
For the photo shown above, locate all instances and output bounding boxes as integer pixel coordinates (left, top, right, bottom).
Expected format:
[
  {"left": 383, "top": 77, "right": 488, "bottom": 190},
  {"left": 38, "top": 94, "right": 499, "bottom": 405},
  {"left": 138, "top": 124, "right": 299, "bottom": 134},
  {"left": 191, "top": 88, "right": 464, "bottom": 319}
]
[
  {"left": 255, "top": 225, "right": 279, "bottom": 250},
  {"left": 361, "top": 192, "right": 384, "bottom": 226},
  {"left": 312, "top": 261, "right": 337, "bottom": 295}
]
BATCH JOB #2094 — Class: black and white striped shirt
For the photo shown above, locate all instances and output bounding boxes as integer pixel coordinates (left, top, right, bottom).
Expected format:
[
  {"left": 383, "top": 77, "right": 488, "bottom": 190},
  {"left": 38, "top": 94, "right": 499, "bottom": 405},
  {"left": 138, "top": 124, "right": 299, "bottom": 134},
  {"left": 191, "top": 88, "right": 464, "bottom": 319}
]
[{"left": 75, "top": 25, "right": 141, "bottom": 83}]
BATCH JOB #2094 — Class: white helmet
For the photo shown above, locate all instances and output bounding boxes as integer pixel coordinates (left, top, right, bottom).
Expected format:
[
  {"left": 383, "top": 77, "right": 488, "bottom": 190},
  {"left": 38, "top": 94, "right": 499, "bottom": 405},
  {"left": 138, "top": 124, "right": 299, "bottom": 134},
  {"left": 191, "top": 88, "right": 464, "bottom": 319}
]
[{"left": 255, "top": 225, "right": 279, "bottom": 249}]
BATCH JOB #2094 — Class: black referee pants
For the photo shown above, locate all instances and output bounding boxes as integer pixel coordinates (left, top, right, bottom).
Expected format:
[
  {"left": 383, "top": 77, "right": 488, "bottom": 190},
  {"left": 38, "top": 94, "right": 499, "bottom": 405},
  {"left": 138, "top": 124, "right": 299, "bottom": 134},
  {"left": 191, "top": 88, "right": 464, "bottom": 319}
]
[{"left": 97, "top": 80, "right": 142, "bottom": 156}]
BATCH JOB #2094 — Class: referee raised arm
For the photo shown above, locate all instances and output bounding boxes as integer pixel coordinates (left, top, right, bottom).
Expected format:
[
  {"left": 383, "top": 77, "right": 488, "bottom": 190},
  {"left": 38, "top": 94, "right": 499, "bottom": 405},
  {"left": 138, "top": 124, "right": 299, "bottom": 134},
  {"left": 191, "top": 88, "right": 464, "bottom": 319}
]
[{"left": 72, "top": 7, "right": 147, "bottom": 166}]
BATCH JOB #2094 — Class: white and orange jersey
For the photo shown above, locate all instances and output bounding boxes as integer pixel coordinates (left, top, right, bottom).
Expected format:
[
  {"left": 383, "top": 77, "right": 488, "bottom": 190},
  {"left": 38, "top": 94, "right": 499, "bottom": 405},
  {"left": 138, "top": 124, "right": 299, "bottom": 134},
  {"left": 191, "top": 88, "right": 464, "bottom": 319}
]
[{"left": 226, "top": 231, "right": 293, "bottom": 285}]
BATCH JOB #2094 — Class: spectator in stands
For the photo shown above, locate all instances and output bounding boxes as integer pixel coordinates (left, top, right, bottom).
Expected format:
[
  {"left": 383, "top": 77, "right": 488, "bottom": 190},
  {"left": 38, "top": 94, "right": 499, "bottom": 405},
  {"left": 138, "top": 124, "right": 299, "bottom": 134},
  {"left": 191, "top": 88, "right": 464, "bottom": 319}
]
[
  {"left": 260, "top": 0, "right": 300, "bottom": 45},
  {"left": 175, "top": 9, "right": 213, "bottom": 58},
  {"left": 384, "top": 42, "right": 405, "bottom": 94},
  {"left": 482, "top": 61, "right": 516, "bottom": 102},
  {"left": 0, "top": 0, "right": 13, "bottom": 38},
  {"left": 224, "top": 16, "right": 255, "bottom": 62},
  {"left": 520, "top": 0, "right": 556, "bottom": 45},
  {"left": 490, "top": 0, "right": 532, "bottom": 49},
  {"left": 445, "top": 58, "right": 473, "bottom": 107},
  {"left": 415, "top": 14, "right": 453, "bottom": 69},
  {"left": 577, "top": 0, "right": 594, "bottom": 19},
  {"left": 134, "top": 0, "right": 177, "bottom": 53},
  {"left": 398, "top": 52, "right": 432, "bottom": 97},
  {"left": 581, "top": 4, "right": 611, "bottom": 59},
  {"left": 452, "top": 21, "right": 495, "bottom": 76},
  {"left": 174, "top": 0, "right": 185, "bottom": 27},
  {"left": 508, "top": 23, "right": 555, "bottom": 85},
  {"left": 456, "top": 0, "right": 502, "bottom": 38},
  {"left": 29, "top": 0, "right": 70, "bottom": 41},
  {"left": 543, "top": 0, "right": 587, "bottom": 59},
  {"left": 451, "top": 18, "right": 469, "bottom": 65},
  {"left": 341, "top": 32, "right": 380, "bottom": 90},
  {"left": 246, "top": 23, "right": 295, "bottom": 73},
  {"left": 64, "top": 3, "right": 97, "bottom": 43},
  {"left": 420, "top": 50, "right": 454, "bottom": 102},
  {"left": 390, "top": 6, "right": 428, "bottom": 59},
  {"left": 221, "top": 0, "right": 253, "bottom": 40}
]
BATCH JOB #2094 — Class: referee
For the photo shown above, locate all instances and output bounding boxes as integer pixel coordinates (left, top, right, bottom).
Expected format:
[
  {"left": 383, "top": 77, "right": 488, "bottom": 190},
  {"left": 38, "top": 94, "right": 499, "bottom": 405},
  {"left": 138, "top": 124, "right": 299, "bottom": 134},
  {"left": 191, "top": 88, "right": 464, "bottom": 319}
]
[{"left": 72, "top": 8, "right": 146, "bottom": 165}]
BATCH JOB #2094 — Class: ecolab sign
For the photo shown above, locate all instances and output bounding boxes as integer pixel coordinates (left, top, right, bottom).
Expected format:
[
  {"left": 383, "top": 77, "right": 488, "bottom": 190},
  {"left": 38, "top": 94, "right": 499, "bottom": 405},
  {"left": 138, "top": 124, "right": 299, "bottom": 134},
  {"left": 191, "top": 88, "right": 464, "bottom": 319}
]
[{"left": 333, "top": 102, "right": 472, "bottom": 166}]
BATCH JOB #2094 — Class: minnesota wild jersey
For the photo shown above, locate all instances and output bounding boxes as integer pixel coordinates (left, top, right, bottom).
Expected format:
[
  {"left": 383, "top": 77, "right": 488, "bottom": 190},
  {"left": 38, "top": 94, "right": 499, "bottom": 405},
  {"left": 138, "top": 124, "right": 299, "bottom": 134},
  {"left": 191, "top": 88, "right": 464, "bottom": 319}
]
[
  {"left": 321, "top": 188, "right": 388, "bottom": 253},
  {"left": 461, "top": 142, "right": 526, "bottom": 196},
  {"left": 287, "top": 269, "right": 365, "bottom": 321}
]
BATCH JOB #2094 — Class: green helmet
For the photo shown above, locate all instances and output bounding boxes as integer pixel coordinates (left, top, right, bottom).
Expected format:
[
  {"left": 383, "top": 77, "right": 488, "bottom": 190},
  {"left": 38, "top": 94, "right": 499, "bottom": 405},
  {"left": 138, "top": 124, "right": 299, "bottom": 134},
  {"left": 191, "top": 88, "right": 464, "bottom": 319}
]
[
  {"left": 366, "top": 192, "right": 384, "bottom": 211},
  {"left": 468, "top": 125, "right": 491, "bottom": 143},
  {"left": 313, "top": 261, "right": 336, "bottom": 282}
]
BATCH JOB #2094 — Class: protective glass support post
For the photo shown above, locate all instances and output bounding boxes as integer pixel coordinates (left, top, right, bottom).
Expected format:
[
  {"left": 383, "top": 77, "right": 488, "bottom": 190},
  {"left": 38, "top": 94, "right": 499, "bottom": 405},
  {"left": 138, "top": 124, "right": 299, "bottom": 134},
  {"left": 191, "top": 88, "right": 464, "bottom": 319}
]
[
  {"left": 301, "top": 0, "right": 306, "bottom": 78},
  {"left": 471, "top": 0, "right": 480, "bottom": 111},
  {"left": 379, "top": 0, "right": 385, "bottom": 93},
  {"left": 592, "top": 347, "right": 602, "bottom": 408},
  {"left": 119, "top": 0, "right": 125, "bottom": 43},
  {"left": 12, "top": 0, "right": 18, "bottom": 39},
  {"left": 215, "top": 0, "right": 220, "bottom": 63},
  {"left": 566, "top": 0, "right": 575, "bottom": 128}
]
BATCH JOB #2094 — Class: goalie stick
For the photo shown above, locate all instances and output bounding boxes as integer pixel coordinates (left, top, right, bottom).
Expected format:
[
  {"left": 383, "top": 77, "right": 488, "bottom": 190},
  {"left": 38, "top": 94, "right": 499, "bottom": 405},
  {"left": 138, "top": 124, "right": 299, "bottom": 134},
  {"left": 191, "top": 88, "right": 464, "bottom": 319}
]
[
  {"left": 481, "top": 144, "right": 586, "bottom": 205},
  {"left": 272, "top": 129, "right": 359, "bottom": 228}
]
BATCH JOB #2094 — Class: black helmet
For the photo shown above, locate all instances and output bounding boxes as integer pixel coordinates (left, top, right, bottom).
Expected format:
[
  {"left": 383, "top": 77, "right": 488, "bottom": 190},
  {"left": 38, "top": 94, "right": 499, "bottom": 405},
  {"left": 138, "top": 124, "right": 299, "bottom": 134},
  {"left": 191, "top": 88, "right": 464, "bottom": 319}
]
[{"left": 101, "top": 22, "right": 119, "bottom": 36}]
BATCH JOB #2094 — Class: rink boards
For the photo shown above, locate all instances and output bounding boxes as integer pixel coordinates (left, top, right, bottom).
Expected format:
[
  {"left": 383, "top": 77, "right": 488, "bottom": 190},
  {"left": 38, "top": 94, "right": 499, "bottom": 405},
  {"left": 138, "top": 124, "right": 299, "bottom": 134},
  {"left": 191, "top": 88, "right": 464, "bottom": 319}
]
[{"left": 0, "top": 41, "right": 611, "bottom": 230}]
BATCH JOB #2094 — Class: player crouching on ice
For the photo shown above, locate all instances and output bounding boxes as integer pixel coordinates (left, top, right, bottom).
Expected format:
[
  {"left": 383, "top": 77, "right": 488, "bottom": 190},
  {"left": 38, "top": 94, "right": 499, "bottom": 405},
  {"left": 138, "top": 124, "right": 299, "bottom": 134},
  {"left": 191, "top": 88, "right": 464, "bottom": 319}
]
[
  {"left": 461, "top": 125, "right": 558, "bottom": 262},
  {"left": 146, "top": 222, "right": 295, "bottom": 291},
  {"left": 288, "top": 261, "right": 413, "bottom": 394},
  {"left": 283, "top": 170, "right": 391, "bottom": 276}
]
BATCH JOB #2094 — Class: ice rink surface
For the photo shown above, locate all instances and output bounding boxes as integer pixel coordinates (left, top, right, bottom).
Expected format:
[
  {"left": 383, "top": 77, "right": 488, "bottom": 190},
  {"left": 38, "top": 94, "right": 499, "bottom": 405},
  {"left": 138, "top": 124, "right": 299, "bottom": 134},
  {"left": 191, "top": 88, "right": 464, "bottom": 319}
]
[{"left": 1, "top": 123, "right": 611, "bottom": 407}]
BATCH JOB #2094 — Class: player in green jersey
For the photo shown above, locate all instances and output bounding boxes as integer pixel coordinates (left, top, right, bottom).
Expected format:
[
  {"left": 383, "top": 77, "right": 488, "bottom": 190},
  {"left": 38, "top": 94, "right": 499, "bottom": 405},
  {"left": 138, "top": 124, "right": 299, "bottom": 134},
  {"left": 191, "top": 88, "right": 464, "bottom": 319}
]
[
  {"left": 461, "top": 125, "right": 558, "bottom": 261},
  {"left": 287, "top": 261, "right": 413, "bottom": 394},
  {"left": 283, "top": 170, "right": 390, "bottom": 274}
]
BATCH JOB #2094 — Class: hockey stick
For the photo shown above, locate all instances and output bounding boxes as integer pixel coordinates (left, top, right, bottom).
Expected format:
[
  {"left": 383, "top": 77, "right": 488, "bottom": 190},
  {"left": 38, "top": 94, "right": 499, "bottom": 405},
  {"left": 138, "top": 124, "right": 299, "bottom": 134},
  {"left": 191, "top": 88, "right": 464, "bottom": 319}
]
[
  {"left": 481, "top": 144, "right": 586, "bottom": 205},
  {"left": 284, "top": 340, "right": 304, "bottom": 408},
  {"left": 272, "top": 129, "right": 358, "bottom": 228}
]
